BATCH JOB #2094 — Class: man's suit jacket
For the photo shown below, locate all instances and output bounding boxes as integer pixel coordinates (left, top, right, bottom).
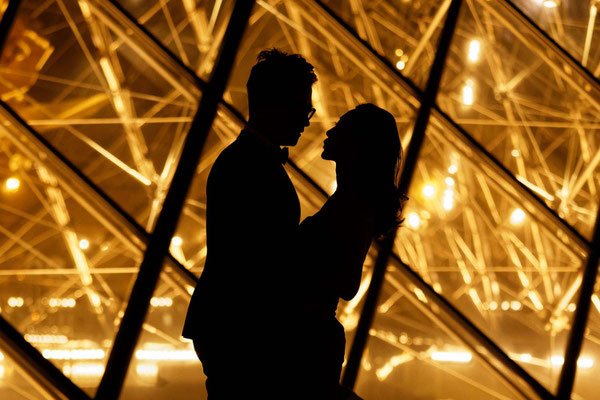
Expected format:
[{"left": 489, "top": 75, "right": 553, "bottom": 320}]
[{"left": 182, "top": 129, "right": 301, "bottom": 339}]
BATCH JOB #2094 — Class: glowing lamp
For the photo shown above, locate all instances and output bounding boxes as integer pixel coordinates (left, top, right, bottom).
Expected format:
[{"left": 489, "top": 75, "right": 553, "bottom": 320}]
[
  {"left": 407, "top": 212, "right": 420, "bottom": 229},
  {"left": 5, "top": 177, "right": 20, "bottom": 191},
  {"left": 510, "top": 208, "right": 526, "bottom": 225},
  {"left": 422, "top": 184, "right": 436, "bottom": 198},
  {"left": 468, "top": 40, "right": 480, "bottom": 62},
  {"left": 78, "top": 239, "right": 90, "bottom": 250}
]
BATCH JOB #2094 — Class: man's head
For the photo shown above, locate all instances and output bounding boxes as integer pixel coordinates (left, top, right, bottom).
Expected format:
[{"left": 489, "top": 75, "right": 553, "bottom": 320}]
[{"left": 247, "top": 49, "right": 317, "bottom": 146}]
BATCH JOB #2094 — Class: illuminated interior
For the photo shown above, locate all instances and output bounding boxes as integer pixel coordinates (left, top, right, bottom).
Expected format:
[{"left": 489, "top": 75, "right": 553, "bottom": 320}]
[{"left": 0, "top": 0, "right": 599, "bottom": 399}]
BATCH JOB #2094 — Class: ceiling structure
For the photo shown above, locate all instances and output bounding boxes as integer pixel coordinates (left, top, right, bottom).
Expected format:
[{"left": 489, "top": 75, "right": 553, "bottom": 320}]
[{"left": 0, "top": 0, "right": 599, "bottom": 399}]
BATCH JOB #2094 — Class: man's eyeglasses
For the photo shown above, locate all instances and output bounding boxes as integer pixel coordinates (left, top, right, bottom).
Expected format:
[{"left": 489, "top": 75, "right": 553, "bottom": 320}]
[{"left": 307, "top": 107, "right": 316, "bottom": 121}]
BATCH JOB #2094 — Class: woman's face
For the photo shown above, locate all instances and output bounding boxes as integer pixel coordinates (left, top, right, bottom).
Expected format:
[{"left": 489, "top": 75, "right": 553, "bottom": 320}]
[{"left": 321, "top": 112, "right": 362, "bottom": 164}]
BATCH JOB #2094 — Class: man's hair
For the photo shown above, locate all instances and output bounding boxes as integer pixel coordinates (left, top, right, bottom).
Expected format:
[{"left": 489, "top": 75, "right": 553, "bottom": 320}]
[{"left": 247, "top": 49, "right": 317, "bottom": 110}]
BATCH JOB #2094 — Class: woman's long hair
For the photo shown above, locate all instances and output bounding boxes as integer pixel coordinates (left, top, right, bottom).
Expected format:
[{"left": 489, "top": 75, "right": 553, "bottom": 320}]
[{"left": 347, "top": 104, "right": 407, "bottom": 238}]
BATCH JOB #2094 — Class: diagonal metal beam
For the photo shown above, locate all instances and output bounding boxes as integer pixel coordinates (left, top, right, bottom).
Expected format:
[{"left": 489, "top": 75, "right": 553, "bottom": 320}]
[
  {"left": 94, "top": 2, "right": 255, "bottom": 398},
  {"left": 85, "top": 0, "right": 202, "bottom": 102},
  {"left": 0, "top": 100, "right": 198, "bottom": 288},
  {"left": 431, "top": 107, "right": 590, "bottom": 256},
  {"left": 342, "top": 0, "right": 464, "bottom": 389},
  {"left": 387, "top": 253, "right": 554, "bottom": 400},
  {"left": 307, "top": 0, "right": 590, "bottom": 256},
  {"left": 488, "top": 0, "right": 600, "bottom": 113},
  {"left": 0, "top": 315, "right": 91, "bottom": 400},
  {"left": 557, "top": 203, "right": 600, "bottom": 399}
]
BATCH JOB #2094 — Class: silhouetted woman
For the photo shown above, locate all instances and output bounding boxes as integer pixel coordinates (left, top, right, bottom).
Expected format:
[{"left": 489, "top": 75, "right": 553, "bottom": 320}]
[{"left": 295, "top": 103, "right": 405, "bottom": 399}]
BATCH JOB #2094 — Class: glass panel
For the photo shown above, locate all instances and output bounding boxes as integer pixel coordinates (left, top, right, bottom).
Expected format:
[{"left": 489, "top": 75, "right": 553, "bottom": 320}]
[
  {"left": 511, "top": 0, "right": 600, "bottom": 75},
  {"left": 224, "top": 0, "right": 418, "bottom": 192},
  {"left": 573, "top": 264, "right": 600, "bottom": 400},
  {"left": 438, "top": 0, "right": 600, "bottom": 239},
  {"left": 0, "top": 121, "right": 142, "bottom": 396},
  {"left": 120, "top": 269, "right": 204, "bottom": 400},
  {"left": 354, "top": 261, "right": 519, "bottom": 399},
  {"left": 322, "top": 0, "right": 449, "bottom": 89},
  {"left": 116, "top": 0, "right": 235, "bottom": 78},
  {"left": 0, "top": 350, "right": 49, "bottom": 400},
  {"left": 0, "top": 0, "right": 200, "bottom": 231},
  {"left": 173, "top": 108, "right": 381, "bottom": 383},
  {"left": 395, "top": 121, "right": 585, "bottom": 393}
]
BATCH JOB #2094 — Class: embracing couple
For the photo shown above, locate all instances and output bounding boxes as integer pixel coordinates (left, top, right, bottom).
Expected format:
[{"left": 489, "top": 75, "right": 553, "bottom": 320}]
[{"left": 182, "top": 49, "right": 405, "bottom": 400}]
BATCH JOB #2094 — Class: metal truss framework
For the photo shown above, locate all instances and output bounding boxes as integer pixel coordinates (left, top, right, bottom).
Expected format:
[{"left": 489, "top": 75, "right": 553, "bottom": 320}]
[{"left": 0, "top": 0, "right": 599, "bottom": 399}]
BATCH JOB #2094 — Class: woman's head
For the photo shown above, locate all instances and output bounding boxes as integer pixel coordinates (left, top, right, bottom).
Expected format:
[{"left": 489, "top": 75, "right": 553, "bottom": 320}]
[
  {"left": 322, "top": 103, "right": 406, "bottom": 236},
  {"left": 323, "top": 104, "right": 401, "bottom": 182}
]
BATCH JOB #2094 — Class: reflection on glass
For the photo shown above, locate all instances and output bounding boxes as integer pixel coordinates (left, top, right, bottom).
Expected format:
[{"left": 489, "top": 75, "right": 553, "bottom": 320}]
[
  {"left": 117, "top": 0, "right": 235, "bottom": 78},
  {"left": 0, "top": 122, "right": 142, "bottom": 396},
  {"left": 573, "top": 265, "right": 600, "bottom": 400},
  {"left": 0, "top": 0, "right": 200, "bottom": 231},
  {"left": 322, "top": 0, "right": 449, "bottom": 89},
  {"left": 0, "top": 350, "right": 49, "bottom": 400},
  {"left": 511, "top": 0, "right": 600, "bottom": 74},
  {"left": 438, "top": 0, "right": 600, "bottom": 239},
  {"left": 394, "top": 123, "right": 585, "bottom": 393},
  {"left": 120, "top": 269, "right": 204, "bottom": 400},
  {"left": 224, "top": 0, "right": 417, "bottom": 192},
  {"left": 354, "top": 264, "right": 518, "bottom": 399}
]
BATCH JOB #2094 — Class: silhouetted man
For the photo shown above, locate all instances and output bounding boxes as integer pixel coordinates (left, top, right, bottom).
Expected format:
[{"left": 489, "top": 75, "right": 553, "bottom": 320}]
[{"left": 182, "top": 49, "right": 317, "bottom": 399}]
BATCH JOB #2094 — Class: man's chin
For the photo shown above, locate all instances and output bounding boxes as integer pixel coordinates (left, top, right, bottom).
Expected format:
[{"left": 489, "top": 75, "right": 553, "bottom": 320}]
[{"left": 283, "top": 135, "right": 301, "bottom": 147}]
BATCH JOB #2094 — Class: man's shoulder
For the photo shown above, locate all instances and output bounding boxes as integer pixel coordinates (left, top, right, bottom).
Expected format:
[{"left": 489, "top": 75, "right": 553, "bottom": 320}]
[{"left": 212, "top": 137, "right": 251, "bottom": 169}]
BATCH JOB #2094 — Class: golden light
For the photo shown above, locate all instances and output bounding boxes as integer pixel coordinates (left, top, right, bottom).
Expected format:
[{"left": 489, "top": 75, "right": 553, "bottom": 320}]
[
  {"left": 448, "top": 164, "right": 458, "bottom": 174},
  {"left": 69, "top": 362, "right": 105, "bottom": 377},
  {"left": 396, "top": 60, "right": 406, "bottom": 70},
  {"left": 468, "top": 40, "right": 480, "bottom": 62},
  {"left": 511, "top": 149, "right": 521, "bottom": 157},
  {"left": 510, "top": 301, "right": 522, "bottom": 311},
  {"left": 592, "top": 294, "right": 600, "bottom": 313},
  {"left": 150, "top": 296, "right": 173, "bottom": 307},
  {"left": 25, "top": 334, "right": 68, "bottom": 344},
  {"left": 171, "top": 236, "right": 183, "bottom": 246},
  {"left": 375, "top": 353, "right": 413, "bottom": 381},
  {"left": 135, "top": 349, "right": 196, "bottom": 361},
  {"left": 501, "top": 301, "right": 510, "bottom": 311},
  {"left": 8, "top": 297, "right": 24, "bottom": 307},
  {"left": 43, "top": 349, "right": 105, "bottom": 360},
  {"left": 431, "top": 351, "right": 472, "bottom": 363},
  {"left": 567, "top": 303, "right": 576, "bottom": 312},
  {"left": 578, "top": 357, "right": 594, "bottom": 369},
  {"left": 136, "top": 362, "right": 159, "bottom": 377},
  {"left": 443, "top": 189, "right": 454, "bottom": 210},
  {"left": 422, "top": 184, "right": 436, "bottom": 198},
  {"left": 489, "top": 301, "right": 498, "bottom": 311},
  {"left": 0, "top": 365, "right": 4, "bottom": 378},
  {"left": 78, "top": 239, "right": 90, "bottom": 250},
  {"left": 528, "top": 292, "right": 544, "bottom": 311},
  {"left": 407, "top": 212, "right": 421, "bottom": 229},
  {"left": 5, "top": 177, "right": 20, "bottom": 191},
  {"left": 445, "top": 177, "right": 455, "bottom": 187},
  {"left": 551, "top": 355, "right": 564, "bottom": 366},
  {"left": 510, "top": 208, "right": 526, "bottom": 225},
  {"left": 519, "top": 353, "right": 532, "bottom": 362},
  {"left": 543, "top": 1, "right": 558, "bottom": 8},
  {"left": 462, "top": 79, "right": 474, "bottom": 106}
]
